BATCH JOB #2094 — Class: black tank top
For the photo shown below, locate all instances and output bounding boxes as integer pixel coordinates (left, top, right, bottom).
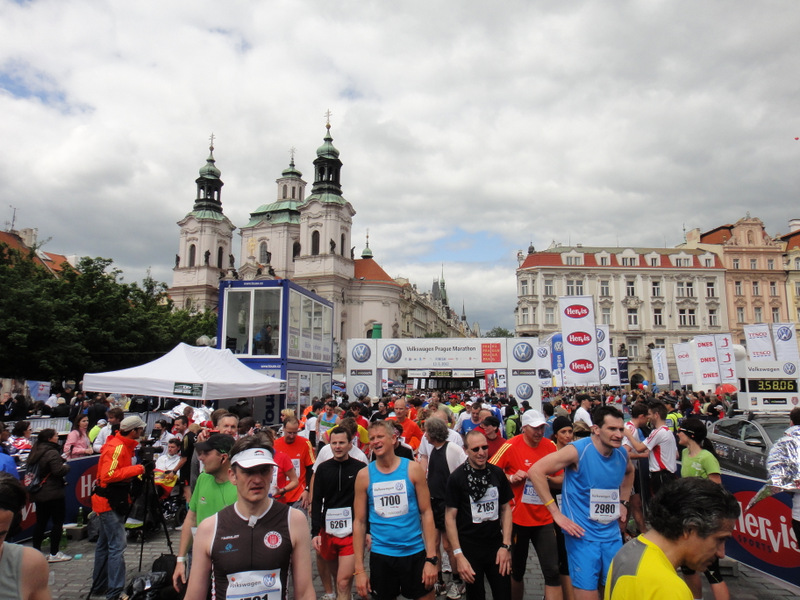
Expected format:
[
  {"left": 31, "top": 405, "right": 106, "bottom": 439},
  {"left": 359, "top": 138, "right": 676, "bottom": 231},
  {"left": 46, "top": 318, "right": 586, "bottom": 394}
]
[{"left": 210, "top": 501, "right": 293, "bottom": 600}]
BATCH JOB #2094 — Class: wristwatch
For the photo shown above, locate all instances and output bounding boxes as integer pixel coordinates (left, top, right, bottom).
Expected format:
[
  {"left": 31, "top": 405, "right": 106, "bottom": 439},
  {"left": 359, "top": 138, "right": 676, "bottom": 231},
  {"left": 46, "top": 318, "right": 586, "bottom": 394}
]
[
  {"left": 500, "top": 544, "right": 511, "bottom": 550},
  {"left": 621, "top": 500, "right": 630, "bottom": 508},
  {"left": 425, "top": 556, "right": 439, "bottom": 566}
]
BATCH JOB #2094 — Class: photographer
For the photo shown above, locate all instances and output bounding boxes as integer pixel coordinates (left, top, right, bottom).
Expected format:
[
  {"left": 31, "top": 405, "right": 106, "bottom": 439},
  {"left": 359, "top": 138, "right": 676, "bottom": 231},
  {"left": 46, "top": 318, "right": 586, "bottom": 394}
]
[
  {"left": 154, "top": 438, "right": 182, "bottom": 500},
  {"left": 90, "top": 416, "right": 146, "bottom": 600}
]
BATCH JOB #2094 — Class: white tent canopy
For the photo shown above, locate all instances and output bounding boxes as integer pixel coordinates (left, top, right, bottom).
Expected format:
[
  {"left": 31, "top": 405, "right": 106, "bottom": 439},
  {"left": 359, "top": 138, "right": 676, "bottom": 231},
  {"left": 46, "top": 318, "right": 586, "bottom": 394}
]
[{"left": 83, "top": 343, "right": 285, "bottom": 400}]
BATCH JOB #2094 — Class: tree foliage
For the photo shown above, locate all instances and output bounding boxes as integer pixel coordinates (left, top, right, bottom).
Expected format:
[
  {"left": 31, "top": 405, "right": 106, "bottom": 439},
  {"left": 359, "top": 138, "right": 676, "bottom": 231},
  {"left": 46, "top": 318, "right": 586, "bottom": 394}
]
[
  {"left": 485, "top": 326, "right": 514, "bottom": 338},
  {"left": 0, "top": 245, "right": 217, "bottom": 381}
]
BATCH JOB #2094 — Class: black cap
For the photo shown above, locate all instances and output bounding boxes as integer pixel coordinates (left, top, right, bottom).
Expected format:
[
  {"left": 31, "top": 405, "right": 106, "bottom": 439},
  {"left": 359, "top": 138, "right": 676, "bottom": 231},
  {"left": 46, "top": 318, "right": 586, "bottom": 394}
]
[{"left": 194, "top": 433, "right": 235, "bottom": 455}]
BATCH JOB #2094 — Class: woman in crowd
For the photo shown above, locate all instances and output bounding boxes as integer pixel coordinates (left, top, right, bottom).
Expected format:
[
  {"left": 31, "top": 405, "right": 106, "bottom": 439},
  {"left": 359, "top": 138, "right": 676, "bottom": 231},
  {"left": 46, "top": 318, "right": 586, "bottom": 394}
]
[
  {"left": 9, "top": 420, "right": 33, "bottom": 464},
  {"left": 63, "top": 414, "right": 93, "bottom": 459},
  {"left": 27, "top": 428, "right": 72, "bottom": 562},
  {"left": 678, "top": 418, "right": 730, "bottom": 600},
  {"left": 549, "top": 416, "right": 575, "bottom": 600}
]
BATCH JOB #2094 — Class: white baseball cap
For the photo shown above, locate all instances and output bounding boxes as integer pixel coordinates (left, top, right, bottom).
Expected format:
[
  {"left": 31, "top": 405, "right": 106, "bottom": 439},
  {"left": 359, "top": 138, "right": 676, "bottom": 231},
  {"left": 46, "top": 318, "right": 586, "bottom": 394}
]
[
  {"left": 230, "top": 447, "right": 277, "bottom": 469},
  {"left": 521, "top": 410, "right": 546, "bottom": 428}
]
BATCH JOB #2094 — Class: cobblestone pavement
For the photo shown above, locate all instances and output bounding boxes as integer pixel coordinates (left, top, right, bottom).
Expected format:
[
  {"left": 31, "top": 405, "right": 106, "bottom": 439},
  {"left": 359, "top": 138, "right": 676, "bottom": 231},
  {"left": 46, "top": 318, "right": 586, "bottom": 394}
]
[{"left": 39, "top": 527, "right": 800, "bottom": 600}]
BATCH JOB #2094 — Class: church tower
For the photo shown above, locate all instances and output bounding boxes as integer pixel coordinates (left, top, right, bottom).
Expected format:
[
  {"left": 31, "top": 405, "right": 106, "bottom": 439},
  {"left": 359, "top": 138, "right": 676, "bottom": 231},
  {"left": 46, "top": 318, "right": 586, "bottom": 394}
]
[
  {"left": 168, "top": 137, "right": 235, "bottom": 311},
  {"left": 238, "top": 151, "right": 306, "bottom": 280}
]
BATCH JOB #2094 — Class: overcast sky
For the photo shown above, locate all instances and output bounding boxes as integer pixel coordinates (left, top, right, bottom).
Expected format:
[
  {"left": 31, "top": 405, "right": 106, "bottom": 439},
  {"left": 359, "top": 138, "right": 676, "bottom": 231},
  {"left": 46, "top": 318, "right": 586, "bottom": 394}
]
[{"left": 3, "top": 0, "right": 800, "bottom": 332}]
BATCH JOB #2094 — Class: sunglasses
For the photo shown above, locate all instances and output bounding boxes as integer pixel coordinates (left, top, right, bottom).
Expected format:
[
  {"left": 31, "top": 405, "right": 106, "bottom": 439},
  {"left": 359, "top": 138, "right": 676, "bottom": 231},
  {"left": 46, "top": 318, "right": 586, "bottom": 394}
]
[{"left": 469, "top": 445, "right": 489, "bottom": 452}]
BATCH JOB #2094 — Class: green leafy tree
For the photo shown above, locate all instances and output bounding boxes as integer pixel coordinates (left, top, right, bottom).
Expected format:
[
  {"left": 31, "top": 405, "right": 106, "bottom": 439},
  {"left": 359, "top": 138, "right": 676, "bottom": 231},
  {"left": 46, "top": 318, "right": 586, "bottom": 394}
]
[{"left": 485, "top": 326, "right": 514, "bottom": 338}]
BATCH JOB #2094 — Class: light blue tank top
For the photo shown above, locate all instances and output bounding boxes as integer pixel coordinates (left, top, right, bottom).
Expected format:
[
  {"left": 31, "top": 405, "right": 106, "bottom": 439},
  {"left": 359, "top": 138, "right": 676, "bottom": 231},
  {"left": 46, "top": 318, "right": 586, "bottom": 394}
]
[
  {"left": 367, "top": 458, "right": 425, "bottom": 556},
  {"left": 561, "top": 436, "right": 628, "bottom": 542}
]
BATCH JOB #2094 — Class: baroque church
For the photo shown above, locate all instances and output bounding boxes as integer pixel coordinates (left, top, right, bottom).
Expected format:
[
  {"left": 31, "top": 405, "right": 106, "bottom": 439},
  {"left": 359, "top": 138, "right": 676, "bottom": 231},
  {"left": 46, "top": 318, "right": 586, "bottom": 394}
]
[{"left": 168, "top": 122, "right": 475, "bottom": 368}]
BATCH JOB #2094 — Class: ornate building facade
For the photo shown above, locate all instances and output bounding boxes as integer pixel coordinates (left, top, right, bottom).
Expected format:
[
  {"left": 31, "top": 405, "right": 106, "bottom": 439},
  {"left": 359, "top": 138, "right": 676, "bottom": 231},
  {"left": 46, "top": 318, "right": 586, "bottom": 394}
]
[{"left": 169, "top": 124, "right": 474, "bottom": 370}]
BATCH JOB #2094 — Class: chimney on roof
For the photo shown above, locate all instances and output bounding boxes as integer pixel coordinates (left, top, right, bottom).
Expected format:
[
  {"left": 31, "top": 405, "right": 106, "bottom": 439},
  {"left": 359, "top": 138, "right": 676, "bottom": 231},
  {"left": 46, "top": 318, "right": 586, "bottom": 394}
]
[
  {"left": 789, "top": 219, "right": 800, "bottom": 233},
  {"left": 19, "top": 228, "right": 37, "bottom": 248}
]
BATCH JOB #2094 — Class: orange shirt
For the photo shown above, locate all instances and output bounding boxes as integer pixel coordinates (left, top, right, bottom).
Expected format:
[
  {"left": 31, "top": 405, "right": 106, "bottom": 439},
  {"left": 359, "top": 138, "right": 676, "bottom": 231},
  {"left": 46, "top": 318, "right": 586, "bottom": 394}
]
[
  {"left": 389, "top": 416, "right": 424, "bottom": 450},
  {"left": 273, "top": 435, "right": 315, "bottom": 503},
  {"left": 490, "top": 435, "right": 559, "bottom": 526}
]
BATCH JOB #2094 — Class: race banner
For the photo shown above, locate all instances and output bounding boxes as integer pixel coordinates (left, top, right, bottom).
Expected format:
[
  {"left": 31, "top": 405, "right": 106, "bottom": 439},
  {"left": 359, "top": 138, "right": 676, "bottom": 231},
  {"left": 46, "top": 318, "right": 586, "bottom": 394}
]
[
  {"left": 673, "top": 342, "right": 696, "bottom": 386},
  {"left": 596, "top": 324, "right": 613, "bottom": 384},
  {"left": 558, "top": 296, "right": 599, "bottom": 385},
  {"left": 772, "top": 323, "right": 800, "bottom": 361},
  {"left": 617, "top": 357, "right": 629, "bottom": 384},
  {"left": 550, "top": 333, "right": 565, "bottom": 388},
  {"left": 694, "top": 335, "right": 720, "bottom": 385},
  {"left": 607, "top": 357, "right": 621, "bottom": 386},
  {"left": 743, "top": 324, "right": 775, "bottom": 361},
  {"left": 375, "top": 338, "right": 506, "bottom": 369},
  {"left": 507, "top": 338, "right": 542, "bottom": 407},
  {"left": 345, "top": 339, "right": 380, "bottom": 399},
  {"left": 651, "top": 348, "right": 669, "bottom": 387},
  {"left": 715, "top": 333, "right": 737, "bottom": 384},
  {"left": 535, "top": 344, "right": 552, "bottom": 388}
]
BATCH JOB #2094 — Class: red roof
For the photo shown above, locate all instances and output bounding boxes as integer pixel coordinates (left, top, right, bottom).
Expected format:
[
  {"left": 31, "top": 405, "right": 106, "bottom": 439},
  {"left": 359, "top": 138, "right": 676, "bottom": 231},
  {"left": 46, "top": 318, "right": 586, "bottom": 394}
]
[
  {"left": 778, "top": 229, "right": 800, "bottom": 251},
  {"left": 519, "top": 249, "right": 721, "bottom": 270},
  {"left": 354, "top": 258, "right": 400, "bottom": 285},
  {"left": 699, "top": 225, "right": 734, "bottom": 244},
  {"left": 0, "top": 231, "right": 70, "bottom": 276}
]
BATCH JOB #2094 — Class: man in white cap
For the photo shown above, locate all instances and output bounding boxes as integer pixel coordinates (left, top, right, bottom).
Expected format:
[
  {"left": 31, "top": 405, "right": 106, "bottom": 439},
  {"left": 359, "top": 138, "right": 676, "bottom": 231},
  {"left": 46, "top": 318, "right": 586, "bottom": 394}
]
[
  {"left": 490, "top": 410, "right": 563, "bottom": 600},
  {"left": 90, "top": 415, "right": 147, "bottom": 600},
  {"left": 185, "top": 435, "right": 314, "bottom": 600}
]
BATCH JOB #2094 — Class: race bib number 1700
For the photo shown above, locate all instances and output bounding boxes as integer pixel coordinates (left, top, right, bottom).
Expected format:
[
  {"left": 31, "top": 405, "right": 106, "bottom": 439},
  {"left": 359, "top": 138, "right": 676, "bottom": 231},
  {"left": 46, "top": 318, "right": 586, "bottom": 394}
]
[{"left": 372, "top": 479, "right": 409, "bottom": 518}]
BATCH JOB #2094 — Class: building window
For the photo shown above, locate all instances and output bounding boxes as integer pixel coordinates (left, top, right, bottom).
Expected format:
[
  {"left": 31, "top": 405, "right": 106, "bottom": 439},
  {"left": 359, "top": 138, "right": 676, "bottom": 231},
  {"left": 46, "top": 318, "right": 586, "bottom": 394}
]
[
  {"left": 622, "top": 257, "right": 637, "bottom": 266},
  {"left": 650, "top": 257, "right": 659, "bottom": 266},
  {"left": 311, "top": 231, "right": 320, "bottom": 255},
  {"left": 676, "top": 257, "right": 691, "bottom": 267},
  {"left": 521, "top": 307, "right": 529, "bottom": 325},
  {"left": 627, "top": 339, "right": 639, "bottom": 358},
  {"left": 737, "top": 307, "right": 745, "bottom": 323},
  {"left": 545, "top": 307, "right": 555, "bottom": 324},
  {"left": 292, "top": 241, "right": 301, "bottom": 259},
  {"left": 704, "top": 258, "right": 713, "bottom": 267},
  {"left": 566, "top": 279, "right": 583, "bottom": 295},
  {"left": 795, "top": 282, "right": 800, "bottom": 297},
  {"left": 795, "top": 257, "right": 800, "bottom": 270},
  {"left": 627, "top": 308, "right": 638, "bottom": 326},
  {"left": 706, "top": 281, "right": 716, "bottom": 297},
  {"left": 654, "top": 338, "right": 666, "bottom": 348},
  {"left": 768, "top": 259, "right": 775, "bottom": 270},
  {"left": 259, "top": 242, "right": 269, "bottom": 263},
  {"left": 601, "top": 307, "right": 611, "bottom": 325},
  {"left": 626, "top": 279, "right": 636, "bottom": 297},
  {"left": 282, "top": 184, "right": 288, "bottom": 199},
  {"left": 600, "top": 280, "right": 610, "bottom": 296},
  {"left": 750, "top": 258, "right": 758, "bottom": 269},
  {"left": 678, "top": 308, "right": 696, "bottom": 326},
  {"left": 521, "top": 280, "right": 528, "bottom": 296},
  {"left": 565, "top": 255, "right": 582, "bottom": 266},
  {"left": 341, "top": 233, "right": 346, "bottom": 256},
  {"left": 769, "top": 281, "right": 777, "bottom": 296},
  {"left": 544, "top": 279, "right": 554, "bottom": 295},
  {"left": 709, "top": 309, "right": 718, "bottom": 327},
  {"left": 653, "top": 308, "right": 663, "bottom": 326},
  {"left": 217, "top": 246, "right": 224, "bottom": 269},
  {"left": 754, "top": 307, "right": 763, "bottom": 322},
  {"left": 733, "top": 259, "right": 740, "bottom": 269},
  {"left": 651, "top": 279, "right": 661, "bottom": 297},
  {"left": 677, "top": 281, "right": 694, "bottom": 297},
  {"left": 772, "top": 307, "right": 780, "bottom": 322},
  {"left": 600, "top": 256, "right": 609, "bottom": 266},
  {"left": 752, "top": 281, "right": 760, "bottom": 296},
  {"left": 734, "top": 281, "right": 742, "bottom": 295},
  {"left": 188, "top": 244, "right": 196, "bottom": 267}
]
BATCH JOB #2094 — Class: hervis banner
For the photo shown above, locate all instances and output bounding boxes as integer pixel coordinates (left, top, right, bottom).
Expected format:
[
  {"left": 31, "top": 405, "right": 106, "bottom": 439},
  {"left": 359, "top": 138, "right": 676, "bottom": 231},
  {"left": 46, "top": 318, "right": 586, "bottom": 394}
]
[{"left": 558, "top": 296, "right": 599, "bottom": 385}]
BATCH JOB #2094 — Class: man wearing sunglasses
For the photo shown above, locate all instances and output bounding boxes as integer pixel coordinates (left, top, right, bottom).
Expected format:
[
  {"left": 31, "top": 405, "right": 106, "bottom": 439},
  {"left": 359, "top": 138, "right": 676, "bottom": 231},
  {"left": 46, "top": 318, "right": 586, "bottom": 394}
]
[{"left": 445, "top": 431, "right": 513, "bottom": 600}]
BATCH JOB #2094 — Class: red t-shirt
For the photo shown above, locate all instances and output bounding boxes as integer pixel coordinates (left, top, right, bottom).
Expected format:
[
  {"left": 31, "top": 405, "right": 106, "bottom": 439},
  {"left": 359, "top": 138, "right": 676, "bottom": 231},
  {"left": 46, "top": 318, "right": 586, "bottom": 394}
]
[
  {"left": 490, "top": 435, "right": 559, "bottom": 526},
  {"left": 273, "top": 436, "right": 315, "bottom": 503}
]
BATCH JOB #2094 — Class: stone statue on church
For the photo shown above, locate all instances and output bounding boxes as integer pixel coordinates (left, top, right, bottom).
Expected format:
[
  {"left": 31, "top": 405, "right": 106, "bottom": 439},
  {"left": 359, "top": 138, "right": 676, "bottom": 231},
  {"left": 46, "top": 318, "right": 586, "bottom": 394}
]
[
  {"left": 330, "top": 239, "right": 336, "bottom": 253},
  {"left": 204, "top": 250, "right": 211, "bottom": 265},
  {"left": 351, "top": 246, "right": 355, "bottom": 260},
  {"left": 229, "top": 254, "right": 235, "bottom": 268},
  {"left": 265, "top": 251, "right": 272, "bottom": 264},
  {"left": 175, "top": 254, "right": 180, "bottom": 268}
]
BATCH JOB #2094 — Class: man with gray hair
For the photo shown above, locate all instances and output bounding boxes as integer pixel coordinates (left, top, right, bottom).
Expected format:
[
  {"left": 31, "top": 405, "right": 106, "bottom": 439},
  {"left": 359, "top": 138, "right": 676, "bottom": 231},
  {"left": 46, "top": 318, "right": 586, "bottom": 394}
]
[{"left": 424, "top": 417, "right": 467, "bottom": 598}]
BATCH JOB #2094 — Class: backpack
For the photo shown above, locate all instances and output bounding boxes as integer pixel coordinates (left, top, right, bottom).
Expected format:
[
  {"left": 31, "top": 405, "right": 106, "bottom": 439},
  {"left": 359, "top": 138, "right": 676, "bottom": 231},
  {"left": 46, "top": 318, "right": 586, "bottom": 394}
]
[{"left": 23, "top": 460, "right": 49, "bottom": 494}]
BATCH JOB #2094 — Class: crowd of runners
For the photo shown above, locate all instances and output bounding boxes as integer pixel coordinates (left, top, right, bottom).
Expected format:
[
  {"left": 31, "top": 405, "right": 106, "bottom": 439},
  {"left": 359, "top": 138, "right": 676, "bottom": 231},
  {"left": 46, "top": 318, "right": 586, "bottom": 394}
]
[{"left": 6, "top": 386, "right": 743, "bottom": 600}]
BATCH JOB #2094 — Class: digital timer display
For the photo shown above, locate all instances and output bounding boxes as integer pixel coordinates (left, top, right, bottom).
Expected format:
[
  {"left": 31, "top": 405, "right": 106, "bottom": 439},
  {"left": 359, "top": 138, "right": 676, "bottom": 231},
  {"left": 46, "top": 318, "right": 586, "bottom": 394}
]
[{"left": 746, "top": 379, "right": 799, "bottom": 393}]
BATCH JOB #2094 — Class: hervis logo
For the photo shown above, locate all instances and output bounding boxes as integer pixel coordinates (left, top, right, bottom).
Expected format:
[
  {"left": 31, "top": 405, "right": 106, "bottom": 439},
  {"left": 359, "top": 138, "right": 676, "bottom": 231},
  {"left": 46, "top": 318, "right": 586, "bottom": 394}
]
[
  {"left": 777, "top": 326, "right": 794, "bottom": 342},
  {"left": 353, "top": 382, "right": 370, "bottom": 398},
  {"left": 513, "top": 343, "right": 534, "bottom": 362},
  {"left": 569, "top": 359, "right": 595, "bottom": 373},
  {"left": 352, "top": 343, "right": 371, "bottom": 363},
  {"left": 566, "top": 331, "right": 592, "bottom": 346},
  {"left": 596, "top": 327, "right": 606, "bottom": 342},
  {"left": 383, "top": 344, "right": 402, "bottom": 364},
  {"left": 516, "top": 383, "right": 534, "bottom": 400},
  {"left": 783, "top": 362, "right": 797, "bottom": 376},
  {"left": 564, "top": 304, "right": 589, "bottom": 318}
]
